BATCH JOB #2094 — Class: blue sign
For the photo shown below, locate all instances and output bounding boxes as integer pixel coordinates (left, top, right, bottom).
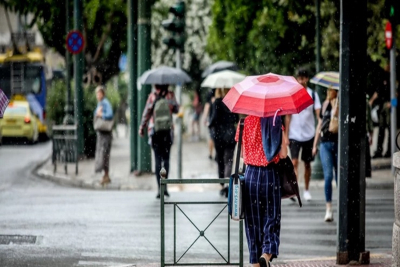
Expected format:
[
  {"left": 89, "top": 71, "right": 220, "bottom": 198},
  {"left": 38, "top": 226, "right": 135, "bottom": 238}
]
[
  {"left": 119, "top": 54, "right": 127, "bottom": 72},
  {"left": 66, "top": 31, "right": 84, "bottom": 54}
]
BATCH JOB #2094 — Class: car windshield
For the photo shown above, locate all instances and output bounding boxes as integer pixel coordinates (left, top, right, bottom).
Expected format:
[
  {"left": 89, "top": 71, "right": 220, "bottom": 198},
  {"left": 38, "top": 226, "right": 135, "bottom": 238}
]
[{"left": 4, "top": 106, "right": 27, "bottom": 115}]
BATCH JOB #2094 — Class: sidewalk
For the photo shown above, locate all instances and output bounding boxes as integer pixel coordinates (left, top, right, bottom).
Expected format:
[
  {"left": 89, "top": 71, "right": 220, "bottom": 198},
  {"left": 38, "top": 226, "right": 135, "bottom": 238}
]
[{"left": 36, "top": 124, "right": 395, "bottom": 191}]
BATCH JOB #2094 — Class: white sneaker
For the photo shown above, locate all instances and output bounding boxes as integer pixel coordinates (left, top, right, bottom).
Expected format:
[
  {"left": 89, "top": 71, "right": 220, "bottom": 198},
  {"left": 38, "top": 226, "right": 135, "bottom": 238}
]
[
  {"left": 324, "top": 209, "right": 333, "bottom": 222},
  {"left": 303, "top": 191, "right": 312, "bottom": 201}
]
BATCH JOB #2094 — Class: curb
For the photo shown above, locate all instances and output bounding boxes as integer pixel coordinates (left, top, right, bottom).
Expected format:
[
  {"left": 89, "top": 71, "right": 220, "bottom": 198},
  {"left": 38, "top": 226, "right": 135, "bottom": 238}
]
[{"left": 34, "top": 157, "right": 395, "bottom": 191}]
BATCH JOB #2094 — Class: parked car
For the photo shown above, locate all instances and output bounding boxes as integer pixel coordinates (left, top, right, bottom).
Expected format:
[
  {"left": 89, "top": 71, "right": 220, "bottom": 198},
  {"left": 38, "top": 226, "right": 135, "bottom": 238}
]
[{"left": 0, "top": 100, "right": 39, "bottom": 144}]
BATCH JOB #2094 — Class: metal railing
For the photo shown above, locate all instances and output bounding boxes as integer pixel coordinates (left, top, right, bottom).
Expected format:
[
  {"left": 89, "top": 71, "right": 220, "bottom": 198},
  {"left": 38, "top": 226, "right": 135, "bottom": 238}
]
[
  {"left": 160, "top": 171, "right": 243, "bottom": 267},
  {"left": 52, "top": 124, "right": 78, "bottom": 175}
]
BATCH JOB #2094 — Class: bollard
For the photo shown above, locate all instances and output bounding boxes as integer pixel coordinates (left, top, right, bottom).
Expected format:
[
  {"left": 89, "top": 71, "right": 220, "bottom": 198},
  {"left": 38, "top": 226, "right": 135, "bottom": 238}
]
[{"left": 393, "top": 152, "right": 400, "bottom": 266}]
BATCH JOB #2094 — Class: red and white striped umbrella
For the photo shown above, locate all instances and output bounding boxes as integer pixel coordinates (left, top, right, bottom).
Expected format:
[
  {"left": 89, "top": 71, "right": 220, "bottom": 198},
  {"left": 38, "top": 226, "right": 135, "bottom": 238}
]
[
  {"left": 222, "top": 73, "right": 314, "bottom": 118},
  {"left": 0, "top": 88, "right": 9, "bottom": 119}
]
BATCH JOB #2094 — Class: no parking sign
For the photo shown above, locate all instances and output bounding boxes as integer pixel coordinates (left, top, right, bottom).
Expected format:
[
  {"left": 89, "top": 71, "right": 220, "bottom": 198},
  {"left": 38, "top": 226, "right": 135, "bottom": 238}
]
[{"left": 66, "top": 30, "right": 85, "bottom": 54}]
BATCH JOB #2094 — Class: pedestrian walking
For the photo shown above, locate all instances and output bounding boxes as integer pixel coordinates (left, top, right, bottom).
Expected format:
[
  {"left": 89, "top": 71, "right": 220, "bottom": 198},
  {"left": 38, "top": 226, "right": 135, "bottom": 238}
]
[
  {"left": 139, "top": 84, "right": 179, "bottom": 199},
  {"left": 312, "top": 87, "right": 339, "bottom": 222},
  {"left": 202, "top": 88, "right": 216, "bottom": 160},
  {"left": 366, "top": 95, "right": 374, "bottom": 177},
  {"left": 237, "top": 115, "right": 289, "bottom": 266},
  {"left": 208, "top": 88, "right": 238, "bottom": 197},
  {"left": 285, "top": 69, "right": 321, "bottom": 201},
  {"left": 191, "top": 90, "right": 202, "bottom": 141},
  {"left": 94, "top": 85, "right": 114, "bottom": 185},
  {"left": 371, "top": 78, "right": 391, "bottom": 158}
]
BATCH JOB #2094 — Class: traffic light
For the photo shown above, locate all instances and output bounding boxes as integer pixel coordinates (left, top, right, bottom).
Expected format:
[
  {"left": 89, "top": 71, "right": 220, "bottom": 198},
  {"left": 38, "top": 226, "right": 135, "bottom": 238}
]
[
  {"left": 161, "top": 1, "right": 186, "bottom": 51},
  {"left": 385, "top": 0, "right": 399, "bottom": 25}
]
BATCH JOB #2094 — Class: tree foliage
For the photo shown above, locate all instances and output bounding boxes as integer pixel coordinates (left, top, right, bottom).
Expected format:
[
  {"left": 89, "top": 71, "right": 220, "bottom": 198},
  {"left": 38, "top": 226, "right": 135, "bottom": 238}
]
[
  {"left": 1, "top": 0, "right": 127, "bottom": 84},
  {"left": 207, "top": 0, "right": 398, "bottom": 94},
  {"left": 152, "top": 0, "right": 213, "bottom": 93}
]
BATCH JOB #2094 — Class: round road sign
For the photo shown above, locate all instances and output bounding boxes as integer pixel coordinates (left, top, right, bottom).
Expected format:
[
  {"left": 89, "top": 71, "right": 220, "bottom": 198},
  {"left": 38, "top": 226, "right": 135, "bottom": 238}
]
[
  {"left": 66, "top": 30, "right": 85, "bottom": 54},
  {"left": 385, "top": 22, "right": 393, "bottom": 50}
]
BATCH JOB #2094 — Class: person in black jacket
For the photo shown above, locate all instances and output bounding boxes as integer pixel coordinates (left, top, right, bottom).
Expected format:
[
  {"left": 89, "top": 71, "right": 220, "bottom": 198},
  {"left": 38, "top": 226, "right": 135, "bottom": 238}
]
[{"left": 208, "top": 88, "right": 239, "bottom": 196}]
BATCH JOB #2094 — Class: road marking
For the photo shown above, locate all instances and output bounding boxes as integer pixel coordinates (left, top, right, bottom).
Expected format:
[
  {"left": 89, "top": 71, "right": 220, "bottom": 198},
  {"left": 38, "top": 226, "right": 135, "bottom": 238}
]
[{"left": 77, "top": 261, "right": 135, "bottom": 266}]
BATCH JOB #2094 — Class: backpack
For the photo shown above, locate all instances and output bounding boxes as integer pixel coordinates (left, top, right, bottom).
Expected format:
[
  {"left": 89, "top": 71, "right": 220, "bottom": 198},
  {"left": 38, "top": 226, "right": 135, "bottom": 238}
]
[{"left": 153, "top": 96, "right": 172, "bottom": 132}]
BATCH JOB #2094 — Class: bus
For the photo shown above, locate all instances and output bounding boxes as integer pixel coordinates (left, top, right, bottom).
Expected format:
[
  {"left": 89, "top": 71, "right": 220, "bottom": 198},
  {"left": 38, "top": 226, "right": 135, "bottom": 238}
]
[{"left": 0, "top": 49, "right": 51, "bottom": 138}]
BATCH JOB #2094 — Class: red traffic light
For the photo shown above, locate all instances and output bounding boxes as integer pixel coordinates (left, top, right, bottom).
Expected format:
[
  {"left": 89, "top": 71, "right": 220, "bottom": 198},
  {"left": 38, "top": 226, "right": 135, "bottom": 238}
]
[{"left": 385, "top": 21, "right": 393, "bottom": 49}]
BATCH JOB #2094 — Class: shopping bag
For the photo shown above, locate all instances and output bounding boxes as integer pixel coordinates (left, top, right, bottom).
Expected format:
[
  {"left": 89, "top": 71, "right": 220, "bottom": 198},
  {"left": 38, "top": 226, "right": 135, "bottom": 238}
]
[
  {"left": 228, "top": 118, "right": 245, "bottom": 221},
  {"left": 228, "top": 173, "right": 245, "bottom": 221},
  {"left": 93, "top": 117, "right": 114, "bottom": 132}
]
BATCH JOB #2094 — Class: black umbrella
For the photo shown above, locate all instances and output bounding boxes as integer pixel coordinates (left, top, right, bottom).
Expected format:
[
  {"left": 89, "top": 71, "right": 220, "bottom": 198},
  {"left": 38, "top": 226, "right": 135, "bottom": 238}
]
[
  {"left": 139, "top": 66, "right": 192, "bottom": 85},
  {"left": 201, "top": 60, "right": 239, "bottom": 78}
]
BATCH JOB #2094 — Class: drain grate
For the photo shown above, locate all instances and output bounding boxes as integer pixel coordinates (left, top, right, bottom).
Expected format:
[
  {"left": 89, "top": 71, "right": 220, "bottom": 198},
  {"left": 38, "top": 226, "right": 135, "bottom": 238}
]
[{"left": 0, "top": 235, "right": 37, "bottom": 245}]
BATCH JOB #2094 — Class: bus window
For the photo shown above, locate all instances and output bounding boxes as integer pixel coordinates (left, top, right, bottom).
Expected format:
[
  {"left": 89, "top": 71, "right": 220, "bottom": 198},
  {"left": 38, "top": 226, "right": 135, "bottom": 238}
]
[{"left": 24, "top": 65, "right": 42, "bottom": 94}]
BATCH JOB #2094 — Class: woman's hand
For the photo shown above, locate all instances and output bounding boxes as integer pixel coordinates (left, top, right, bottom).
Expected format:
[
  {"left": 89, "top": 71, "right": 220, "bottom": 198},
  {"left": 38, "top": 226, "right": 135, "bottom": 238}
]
[
  {"left": 312, "top": 145, "right": 318, "bottom": 157},
  {"left": 96, "top": 106, "right": 103, "bottom": 118},
  {"left": 279, "top": 131, "right": 289, "bottom": 159}
]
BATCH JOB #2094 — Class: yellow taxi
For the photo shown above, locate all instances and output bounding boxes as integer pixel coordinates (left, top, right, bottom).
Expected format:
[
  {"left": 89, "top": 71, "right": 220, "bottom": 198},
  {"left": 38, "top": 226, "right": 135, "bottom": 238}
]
[{"left": 0, "top": 101, "right": 39, "bottom": 143}]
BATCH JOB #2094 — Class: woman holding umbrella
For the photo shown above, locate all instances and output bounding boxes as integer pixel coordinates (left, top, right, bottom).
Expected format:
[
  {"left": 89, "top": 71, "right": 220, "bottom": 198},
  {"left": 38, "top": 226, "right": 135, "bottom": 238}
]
[
  {"left": 310, "top": 72, "right": 339, "bottom": 222},
  {"left": 312, "top": 87, "right": 339, "bottom": 222},
  {"left": 223, "top": 73, "right": 313, "bottom": 266}
]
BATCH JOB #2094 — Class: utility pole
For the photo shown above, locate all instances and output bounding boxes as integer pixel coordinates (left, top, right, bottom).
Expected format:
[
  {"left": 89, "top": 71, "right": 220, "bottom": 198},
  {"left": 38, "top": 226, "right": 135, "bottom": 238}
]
[
  {"left": 389, "top": 19, "right": 397, "bottom": 172},
  {"left": 137, "top": 0, "right": 152, "bottom": 173},
  {"left": 175, "top": 50, "right": 182, "bottom": 179},
  {"left": 390, "top": 34, "right": 397, "bottom": 172},
  {"left": 337, "top": 0, "right": 369, "bottom": 264},
  {"left": 311, "top": 0, "right": 324, "bottom": 180},
  {"left": 128, "top": 0, "right": 138, "bottom": 172},
  {"left": 64, "top": 0, "right": 74, "bottom": 125},
  {"left": 74, "top": 0, "right": 84, "bottom": 155},
  {"left": 161, "top": 1, "right": 186, "bottom": 179}
]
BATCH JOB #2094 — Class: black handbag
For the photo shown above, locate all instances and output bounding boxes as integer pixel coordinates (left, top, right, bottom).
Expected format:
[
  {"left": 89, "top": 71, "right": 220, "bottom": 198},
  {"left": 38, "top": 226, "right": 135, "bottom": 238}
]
[
  {"left": 228, "top": 118, "right": 245, "bottom": 221},
  {"left": 276, "top": 156, "right": 302, "bottom": 207}
]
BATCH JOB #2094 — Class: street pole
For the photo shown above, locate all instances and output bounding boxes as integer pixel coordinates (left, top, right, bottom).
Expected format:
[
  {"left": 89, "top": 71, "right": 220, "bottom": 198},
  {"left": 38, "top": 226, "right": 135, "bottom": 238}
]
[
  {"left": 64, "top": 0, "right": 74, "bottom": 125},
  {"left": 128, "top": 0, "right": 138, "bottom": 172},
  {"left": 74, "top": 0, "right": 84, "bottom": 155},
  {"left": 137, "top": 0, "right": 152, "bottom": 173},
  {"left": 337, "top": 0, "right": 369, "bottom": 264},
  {"left": 311, "top": 0, "right": 324, "bottom": 180},
  {"left": 176, "top": 49, "right": 182, "bottom": 179},
  {"left": 390, "top": 34, "right": 397, "bottom": 173}
]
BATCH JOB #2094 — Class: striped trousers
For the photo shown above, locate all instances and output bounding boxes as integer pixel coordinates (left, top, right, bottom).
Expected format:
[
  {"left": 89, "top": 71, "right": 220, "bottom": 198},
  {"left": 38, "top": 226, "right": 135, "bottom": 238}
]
[{"left": 244, "top": 164, "right": 281, "bottom": 264}]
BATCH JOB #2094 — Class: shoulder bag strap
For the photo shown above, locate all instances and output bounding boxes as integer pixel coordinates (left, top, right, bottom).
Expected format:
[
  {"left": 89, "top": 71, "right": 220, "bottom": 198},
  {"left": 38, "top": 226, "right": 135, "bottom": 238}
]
[{"left": 234, "top": 118, "right": 245, "bottom": 183}]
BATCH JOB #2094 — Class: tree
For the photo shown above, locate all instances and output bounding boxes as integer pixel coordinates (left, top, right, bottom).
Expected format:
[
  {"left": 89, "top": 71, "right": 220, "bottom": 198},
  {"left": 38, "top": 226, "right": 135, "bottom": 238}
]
[
  {"left": 206, "top": 0, "right": 399, "bottom": 96},
  {"left": 1, "top": 0, "right": 127, "bottom": 84}
]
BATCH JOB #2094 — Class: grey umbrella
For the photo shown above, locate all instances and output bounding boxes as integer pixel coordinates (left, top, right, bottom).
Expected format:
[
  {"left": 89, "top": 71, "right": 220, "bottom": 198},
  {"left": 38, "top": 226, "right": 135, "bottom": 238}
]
[
  {"left": 201, "top": 60, "right": 239, "bottom": 78},
  {"left": 139, "top": 66, "right": 192, "bottom": 85}
]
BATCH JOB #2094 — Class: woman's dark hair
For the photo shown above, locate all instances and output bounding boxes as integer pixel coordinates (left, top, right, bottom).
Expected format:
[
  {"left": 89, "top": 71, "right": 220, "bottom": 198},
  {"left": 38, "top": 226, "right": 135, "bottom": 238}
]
[
  {"left": 155, "top": 84, "right": 169, "bottom": 92},
  {"left": 296, "top": 68, "right": 309, "bottom": 78}
]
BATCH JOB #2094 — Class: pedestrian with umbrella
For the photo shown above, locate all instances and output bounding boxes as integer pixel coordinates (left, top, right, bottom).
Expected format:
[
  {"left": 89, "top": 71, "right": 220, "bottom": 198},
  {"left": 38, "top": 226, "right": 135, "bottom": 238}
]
[
  {"left": 138, "top": 66, "right": 191, "bottom": 198},
  {"left": 223, "top": 73, "right": 313, "bottom": 266},
  {"left": 310, "top": 72, "right": 340, "bottom": 222},
  {"left": 201, "top": 70, "right": 245, "bottom": 195},
  {"left": 311, "top": 85, "right": 338, "bottom": 222}
]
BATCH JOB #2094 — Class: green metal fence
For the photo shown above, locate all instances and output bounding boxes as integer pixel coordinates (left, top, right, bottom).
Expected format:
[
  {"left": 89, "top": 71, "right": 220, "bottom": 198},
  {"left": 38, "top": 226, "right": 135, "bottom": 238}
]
[{"left": 160, "top": 177, "right": 244, "bottom": 267}]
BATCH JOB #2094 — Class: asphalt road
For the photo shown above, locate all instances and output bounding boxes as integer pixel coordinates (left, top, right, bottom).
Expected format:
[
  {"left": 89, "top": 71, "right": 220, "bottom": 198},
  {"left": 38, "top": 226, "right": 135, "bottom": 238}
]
[{"left": 0, "top": 141, "right": 395, "bottom": 267}]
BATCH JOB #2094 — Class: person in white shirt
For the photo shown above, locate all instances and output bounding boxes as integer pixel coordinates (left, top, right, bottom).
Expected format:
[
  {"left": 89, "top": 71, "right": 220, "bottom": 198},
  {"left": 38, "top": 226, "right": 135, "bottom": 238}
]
[{"left": 285, "top": 69, "right": 321, "bottom": 201}]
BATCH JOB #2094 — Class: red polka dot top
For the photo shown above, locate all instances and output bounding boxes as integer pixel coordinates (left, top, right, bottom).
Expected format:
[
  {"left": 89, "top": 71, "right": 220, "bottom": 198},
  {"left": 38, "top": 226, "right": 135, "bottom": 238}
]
[{"left": 235, "top": 115, "right": 281, "bottom": 167}]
